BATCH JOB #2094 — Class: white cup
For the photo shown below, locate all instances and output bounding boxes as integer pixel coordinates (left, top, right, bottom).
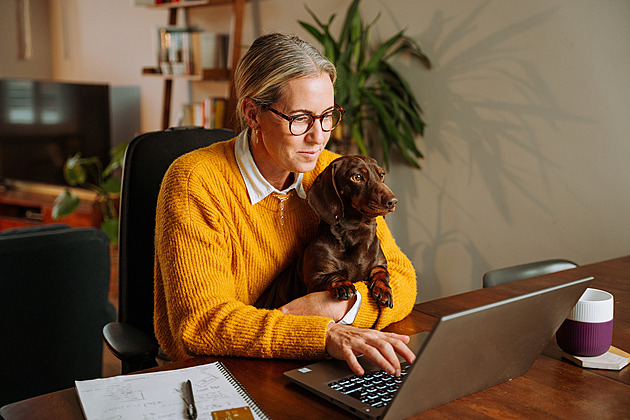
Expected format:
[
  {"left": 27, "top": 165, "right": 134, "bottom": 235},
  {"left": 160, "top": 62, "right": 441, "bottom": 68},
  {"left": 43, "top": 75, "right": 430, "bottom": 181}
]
[{"left": 556, "top": 288, "right": 614, "bottom": 357}]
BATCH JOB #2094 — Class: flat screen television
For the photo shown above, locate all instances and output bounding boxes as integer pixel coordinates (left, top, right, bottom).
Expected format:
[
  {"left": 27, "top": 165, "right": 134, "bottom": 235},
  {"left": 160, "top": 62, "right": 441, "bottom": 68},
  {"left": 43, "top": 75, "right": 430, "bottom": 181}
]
[{"left": 0, "top": 79, "right": 111, "bottom": 187}]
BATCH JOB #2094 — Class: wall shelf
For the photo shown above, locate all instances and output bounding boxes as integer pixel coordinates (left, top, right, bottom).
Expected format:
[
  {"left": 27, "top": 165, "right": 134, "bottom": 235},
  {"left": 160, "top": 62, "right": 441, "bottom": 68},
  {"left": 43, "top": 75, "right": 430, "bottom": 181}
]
[
  {"left": 146, "top": 0, "right": 233, "bottom": 10},
  {"left": 142, "top": 67, "right": 230, "bottom": 81},
  {"left": 138, "top": 0, "right": 245, "bottom": 129}
]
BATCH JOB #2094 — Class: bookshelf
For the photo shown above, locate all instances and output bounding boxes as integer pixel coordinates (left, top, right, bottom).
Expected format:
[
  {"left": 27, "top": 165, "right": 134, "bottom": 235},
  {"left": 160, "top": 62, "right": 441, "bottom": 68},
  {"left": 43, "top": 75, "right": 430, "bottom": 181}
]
[{"left": 138, "top": 0, "right": 245, "bottom": 130}]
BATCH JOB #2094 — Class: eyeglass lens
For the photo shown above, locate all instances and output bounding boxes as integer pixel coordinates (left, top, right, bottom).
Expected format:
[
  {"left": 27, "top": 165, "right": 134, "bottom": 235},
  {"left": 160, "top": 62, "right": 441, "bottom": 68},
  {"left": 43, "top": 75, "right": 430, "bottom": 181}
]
[{"left": 290, "top": 109, "right": 343, "bottom": 135}]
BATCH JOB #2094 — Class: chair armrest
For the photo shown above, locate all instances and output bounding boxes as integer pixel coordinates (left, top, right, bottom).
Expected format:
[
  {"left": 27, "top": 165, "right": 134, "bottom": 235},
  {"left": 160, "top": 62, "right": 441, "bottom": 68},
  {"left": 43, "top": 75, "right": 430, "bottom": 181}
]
[{"left": 102, "top": 322, "right": 159, "bottom": 363}]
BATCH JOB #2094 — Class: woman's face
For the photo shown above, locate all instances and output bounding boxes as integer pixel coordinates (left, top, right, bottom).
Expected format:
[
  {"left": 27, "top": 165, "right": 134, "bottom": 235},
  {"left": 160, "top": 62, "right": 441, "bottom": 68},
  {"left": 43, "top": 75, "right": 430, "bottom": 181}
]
[{"left": 251, "top": 73, "right": 335, "bottom": 189}]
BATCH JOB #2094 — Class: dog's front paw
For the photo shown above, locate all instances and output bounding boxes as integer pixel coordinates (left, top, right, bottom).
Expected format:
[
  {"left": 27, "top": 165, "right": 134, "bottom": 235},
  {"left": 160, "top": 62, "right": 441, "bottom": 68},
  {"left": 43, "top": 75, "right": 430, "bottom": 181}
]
[
  {"left": 371, "top": 281, "right": 393, "bottom": 309},
  {"left": 368, "top": 267, "right": 394, "bottom": 308},
  {"left": 328, "top": 280, "right": 357, "bottom": 301}
]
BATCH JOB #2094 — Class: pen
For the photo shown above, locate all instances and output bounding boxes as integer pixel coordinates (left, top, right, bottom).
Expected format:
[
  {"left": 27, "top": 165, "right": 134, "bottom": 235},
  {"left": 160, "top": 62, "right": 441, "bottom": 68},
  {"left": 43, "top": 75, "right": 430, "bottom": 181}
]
[{"left": 185, "top": 380, "right": 198, "bottom": 419}]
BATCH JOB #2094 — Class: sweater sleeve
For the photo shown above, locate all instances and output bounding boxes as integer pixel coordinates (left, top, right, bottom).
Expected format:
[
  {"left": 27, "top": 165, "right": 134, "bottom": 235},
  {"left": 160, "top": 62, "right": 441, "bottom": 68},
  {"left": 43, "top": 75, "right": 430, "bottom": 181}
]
[{"left": 351, "top": 218, "right": 418, "bottom": 330}]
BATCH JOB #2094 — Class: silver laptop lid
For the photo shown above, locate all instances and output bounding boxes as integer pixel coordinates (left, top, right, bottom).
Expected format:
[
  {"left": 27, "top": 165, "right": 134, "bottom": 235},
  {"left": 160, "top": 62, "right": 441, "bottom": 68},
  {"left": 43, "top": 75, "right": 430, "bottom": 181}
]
[{"left": 383, "top": 276, "right": 593, "bottom": 419}]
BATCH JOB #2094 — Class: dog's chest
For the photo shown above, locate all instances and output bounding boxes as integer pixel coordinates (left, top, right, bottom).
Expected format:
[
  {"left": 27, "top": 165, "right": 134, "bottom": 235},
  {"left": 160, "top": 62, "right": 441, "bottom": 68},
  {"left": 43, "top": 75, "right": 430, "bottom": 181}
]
[{"left": 334, "top": 228, "right": 380, "bottom": 278}]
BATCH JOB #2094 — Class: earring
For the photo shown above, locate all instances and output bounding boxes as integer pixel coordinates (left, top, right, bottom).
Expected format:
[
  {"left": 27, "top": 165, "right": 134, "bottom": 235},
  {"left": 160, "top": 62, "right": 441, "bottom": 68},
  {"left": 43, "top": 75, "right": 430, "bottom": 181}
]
[{"left": 255, "top": 129, "right": 261, "bottom": 144}]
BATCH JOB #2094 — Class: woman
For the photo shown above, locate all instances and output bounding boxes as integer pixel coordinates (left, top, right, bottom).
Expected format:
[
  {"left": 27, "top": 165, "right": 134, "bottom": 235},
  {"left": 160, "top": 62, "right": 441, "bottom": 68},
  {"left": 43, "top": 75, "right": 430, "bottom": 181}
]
[{"left": 154, "top": 33, "right": 417, "bottom": 376}]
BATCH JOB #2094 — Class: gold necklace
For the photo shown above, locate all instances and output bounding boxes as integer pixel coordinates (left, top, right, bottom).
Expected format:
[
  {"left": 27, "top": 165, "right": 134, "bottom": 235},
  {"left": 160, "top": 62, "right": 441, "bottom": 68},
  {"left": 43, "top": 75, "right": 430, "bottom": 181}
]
[{"left": 271, "top": 191, "right": 293, "bottom": 226}]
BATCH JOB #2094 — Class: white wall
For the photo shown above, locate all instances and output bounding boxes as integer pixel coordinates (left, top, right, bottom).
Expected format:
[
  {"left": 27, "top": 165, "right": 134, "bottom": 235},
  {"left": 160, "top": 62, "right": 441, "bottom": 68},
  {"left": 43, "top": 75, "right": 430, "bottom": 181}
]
[
  {"left": 48, "top": 0, "right": 173, "bottom": 131},
  {"left": 381, "top": 0, "right": 630, "bottom": 300},
  {"left": 0, "top": 0, "right": 53, "bottom": 79},
  {"left": 45, "top": 0, "right": 630, "bottom": 302}
]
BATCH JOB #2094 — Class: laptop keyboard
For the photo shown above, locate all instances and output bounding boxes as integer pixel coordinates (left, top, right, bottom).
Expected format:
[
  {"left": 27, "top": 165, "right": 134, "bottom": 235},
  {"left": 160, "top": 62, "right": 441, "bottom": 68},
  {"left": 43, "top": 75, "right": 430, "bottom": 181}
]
[{"left": 327, "top": 362, "right": 411, "bottom": 408}]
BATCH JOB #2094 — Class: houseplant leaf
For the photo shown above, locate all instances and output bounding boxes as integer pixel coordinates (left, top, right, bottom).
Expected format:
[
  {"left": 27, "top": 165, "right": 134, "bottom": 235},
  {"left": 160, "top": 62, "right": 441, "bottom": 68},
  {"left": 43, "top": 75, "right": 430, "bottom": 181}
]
[
  {"left": 299, "top": 0, "right": 430, "bottom": 168},
  {"left": 54, "top": 143, "right": 128, "bottom": 243},
  {"left": 52, "top": 189, "right": 80, "bottom": 220},
  {"left": 63, "top": 154, "right": 87, "bottom": 186},
  {"left": 365, "top": 30, "right": 405, "bottom": 73},
  {"left": 102, "top": 177, "right": 122, "bottom": 195},
  {"left": 101, "top": 218, "right": 119, "bottom": 245},
  {"left": 103, "top": 142, "right": 128, "bottom": 178}
]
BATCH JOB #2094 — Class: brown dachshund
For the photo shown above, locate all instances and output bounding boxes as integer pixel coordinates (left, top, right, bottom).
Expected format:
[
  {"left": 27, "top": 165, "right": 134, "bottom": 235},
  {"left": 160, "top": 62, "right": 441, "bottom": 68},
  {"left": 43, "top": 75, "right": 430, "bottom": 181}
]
[{"left": 255, "top": 155, "right": 397, "bottom": 309}]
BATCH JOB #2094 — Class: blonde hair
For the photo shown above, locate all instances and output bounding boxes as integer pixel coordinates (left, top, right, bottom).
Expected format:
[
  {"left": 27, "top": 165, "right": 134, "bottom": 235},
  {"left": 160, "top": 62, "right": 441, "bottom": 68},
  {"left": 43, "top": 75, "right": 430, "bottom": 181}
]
[{"left": 234, "top": 33, "right": 337, "bottom": 130}]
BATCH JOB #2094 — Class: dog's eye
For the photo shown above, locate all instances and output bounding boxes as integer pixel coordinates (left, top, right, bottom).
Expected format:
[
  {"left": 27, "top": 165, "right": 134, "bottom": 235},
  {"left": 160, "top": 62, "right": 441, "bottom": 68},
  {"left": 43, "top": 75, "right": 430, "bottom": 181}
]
[
  {"left": 351, "top": 174, "right": 363, "bottom": 182},
  {"left": 379, "top": 171, "right": 385, "bottom": 180}
]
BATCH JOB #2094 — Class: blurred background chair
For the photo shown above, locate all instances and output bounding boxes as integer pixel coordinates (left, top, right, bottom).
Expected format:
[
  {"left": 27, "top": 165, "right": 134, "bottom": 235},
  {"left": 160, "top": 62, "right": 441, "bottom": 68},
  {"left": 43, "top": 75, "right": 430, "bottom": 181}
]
[
  {"left": 102, "top": 126, "right": 237, "bottom": 374},
  {"left": 0, "top": 224, "right": 115, "bottom": 406},
  {"left": 482, "top": 259, "right": 578, "bottom": 288}
]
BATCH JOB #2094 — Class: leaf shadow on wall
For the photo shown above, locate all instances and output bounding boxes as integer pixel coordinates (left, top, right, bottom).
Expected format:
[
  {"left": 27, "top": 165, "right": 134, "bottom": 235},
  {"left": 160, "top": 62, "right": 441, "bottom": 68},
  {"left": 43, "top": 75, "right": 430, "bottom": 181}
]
[{"left": 385, "top": 1, "right": 592, "bottom": 299}]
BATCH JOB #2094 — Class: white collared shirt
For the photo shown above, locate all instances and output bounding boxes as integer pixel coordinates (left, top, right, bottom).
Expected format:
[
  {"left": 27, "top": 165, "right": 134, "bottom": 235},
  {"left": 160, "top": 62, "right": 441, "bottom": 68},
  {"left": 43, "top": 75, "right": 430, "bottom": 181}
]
[
  {"left": 234, "top": 130, "right": 306, "bottom": 204},
  {"left": 234, "top": 130, "right": 360, "bottom": 324}
]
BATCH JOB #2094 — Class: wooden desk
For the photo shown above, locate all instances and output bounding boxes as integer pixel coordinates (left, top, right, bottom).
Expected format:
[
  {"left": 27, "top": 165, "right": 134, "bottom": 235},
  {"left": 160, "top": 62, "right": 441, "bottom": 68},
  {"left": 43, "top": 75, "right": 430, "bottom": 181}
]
[{"left": 2, "top": 256, "right": 629, "bottom": 419}]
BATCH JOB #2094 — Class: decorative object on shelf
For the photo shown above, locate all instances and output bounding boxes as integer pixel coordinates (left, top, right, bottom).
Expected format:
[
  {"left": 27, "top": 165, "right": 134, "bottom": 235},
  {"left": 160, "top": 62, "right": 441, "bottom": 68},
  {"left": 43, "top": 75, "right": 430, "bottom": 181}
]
[
  {"left": 299, "top": 0, "right": 431, "bottom": 168},
  {"left": 136, "top": 0, "right": 245, "bottom": 130},
  {"left": 196, "top": 32, "right": 230, "bottom": 69},
  {"left": 52, "top": 143, "right": 128, "bottom": 244},
  {"left": 156, "top": 27, "right": 229, "bottom": 76},
  {"left": 157, "top": 26, "right": 190, "bottom": 75},
  {"left": 179, "top": 96, "right": 228, "bottom": 128}
]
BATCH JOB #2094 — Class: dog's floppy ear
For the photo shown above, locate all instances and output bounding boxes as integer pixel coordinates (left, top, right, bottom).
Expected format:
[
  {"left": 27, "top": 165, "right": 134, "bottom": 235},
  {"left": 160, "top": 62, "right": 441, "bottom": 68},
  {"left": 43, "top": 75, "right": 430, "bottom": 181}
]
[{"left": 307, "top": 158, "right": 344, "bottom": 225}]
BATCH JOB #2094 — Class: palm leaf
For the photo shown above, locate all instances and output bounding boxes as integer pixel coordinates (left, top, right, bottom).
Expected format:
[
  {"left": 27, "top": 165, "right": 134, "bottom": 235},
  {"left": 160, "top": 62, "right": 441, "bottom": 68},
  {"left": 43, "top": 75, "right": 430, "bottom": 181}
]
[
  {"left": 363, "top": 90, "right": 421, "bottom": 168},
  {"left": 365, "top": 30, "right": 406, "bottom": 73},
  {"left": 298, "top": 21, "right": 324, "bottom": 44},
  {"left": 339, "top": 0, "right": 361, "bottom": 48},
  {"left": 352, "top": 122, "right": 368, "bottom": 155},
  {"left": 302, "top": 0, "right": 430, "bottom": 167}
]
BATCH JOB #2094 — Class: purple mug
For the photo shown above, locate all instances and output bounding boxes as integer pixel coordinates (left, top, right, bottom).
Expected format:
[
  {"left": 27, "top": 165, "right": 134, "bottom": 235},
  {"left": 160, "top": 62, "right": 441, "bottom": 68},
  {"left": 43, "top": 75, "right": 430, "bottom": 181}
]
[{"left": 556, "top": 288, "right": 614, "bottom": 357}]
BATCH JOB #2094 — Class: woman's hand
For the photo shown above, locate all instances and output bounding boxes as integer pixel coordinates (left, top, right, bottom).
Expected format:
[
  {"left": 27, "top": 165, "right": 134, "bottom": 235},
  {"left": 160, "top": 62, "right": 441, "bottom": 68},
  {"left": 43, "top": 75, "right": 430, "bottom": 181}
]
[
  {"left": 325, "top": 323, "right": 416, "bottom": 376},
  {"left": 279, "top": 291, "right": 415, "bottom": 375},
  {"left": 279, "top": 291, "right": 356, "bottom": 322}
]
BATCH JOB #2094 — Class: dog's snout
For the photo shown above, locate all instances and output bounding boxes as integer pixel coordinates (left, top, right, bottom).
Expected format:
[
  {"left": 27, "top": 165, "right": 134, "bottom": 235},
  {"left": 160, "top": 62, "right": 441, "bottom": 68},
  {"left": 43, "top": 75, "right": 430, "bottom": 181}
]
[{"left": 386, "top": 197, "right": 398, "bottom": 210}]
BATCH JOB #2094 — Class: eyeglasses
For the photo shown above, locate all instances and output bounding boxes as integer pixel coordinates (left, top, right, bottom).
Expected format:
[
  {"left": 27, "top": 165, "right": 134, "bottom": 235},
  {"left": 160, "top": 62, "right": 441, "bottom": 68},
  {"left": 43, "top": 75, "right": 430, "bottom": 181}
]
[{"left": 262, "top": 104, "right": 345, "bottom": 136}]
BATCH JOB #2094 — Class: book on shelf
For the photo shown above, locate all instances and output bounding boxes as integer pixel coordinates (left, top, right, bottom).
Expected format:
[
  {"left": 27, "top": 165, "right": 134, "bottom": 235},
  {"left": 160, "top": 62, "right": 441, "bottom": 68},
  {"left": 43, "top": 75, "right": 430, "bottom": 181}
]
[
  {"left": 179, "top": 97, "right": 228, "bottom": 128},
  {"left": 156, "top": 27, "right": 229, "bottom": 76},
  {"left": 194, "top": 32, "right": 229, "bottom": 69},
  {"left": 75, "top": 361, "right": 270, "bottom": 420},
  {"left": 157, "top": 26, "right": 194, "bottom": 75}
]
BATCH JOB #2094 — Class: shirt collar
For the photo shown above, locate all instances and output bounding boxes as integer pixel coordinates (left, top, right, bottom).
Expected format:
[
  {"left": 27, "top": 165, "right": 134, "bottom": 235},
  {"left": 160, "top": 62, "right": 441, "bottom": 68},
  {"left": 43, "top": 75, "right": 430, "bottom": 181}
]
[{"left": 235, "top": 130, "right": 306, "bottom": 205}]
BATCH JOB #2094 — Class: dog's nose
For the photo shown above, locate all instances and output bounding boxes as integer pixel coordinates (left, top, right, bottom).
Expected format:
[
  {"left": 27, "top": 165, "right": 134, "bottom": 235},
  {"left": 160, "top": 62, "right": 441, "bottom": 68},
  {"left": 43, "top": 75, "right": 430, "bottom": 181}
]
[{"left": 386, "top": 197, "right": 398, "bottom": 210}]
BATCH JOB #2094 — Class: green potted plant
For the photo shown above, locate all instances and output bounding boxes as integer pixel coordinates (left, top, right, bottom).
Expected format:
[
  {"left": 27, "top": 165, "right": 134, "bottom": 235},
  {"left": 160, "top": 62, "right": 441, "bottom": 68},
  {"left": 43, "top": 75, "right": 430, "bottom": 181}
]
[
  {"left": 52, "top": 142, "right": 128, "bottom": 244},
  {"left": 300, "top": 0, "right": 431, "bottom": 168}
]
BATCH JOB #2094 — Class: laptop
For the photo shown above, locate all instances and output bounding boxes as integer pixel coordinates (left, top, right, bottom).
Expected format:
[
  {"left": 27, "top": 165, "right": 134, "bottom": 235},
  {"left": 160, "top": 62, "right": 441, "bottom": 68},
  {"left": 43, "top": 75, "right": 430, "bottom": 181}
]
[{"left": 285, "top": 277, "right": 593, "bottom": 419}]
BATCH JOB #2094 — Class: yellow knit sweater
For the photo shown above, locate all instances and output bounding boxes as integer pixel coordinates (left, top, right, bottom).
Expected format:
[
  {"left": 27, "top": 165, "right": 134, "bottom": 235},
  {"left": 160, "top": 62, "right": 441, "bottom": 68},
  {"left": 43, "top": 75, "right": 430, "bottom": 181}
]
[{"left": 154, "top": 137, "right": 417, "bottom": 361}]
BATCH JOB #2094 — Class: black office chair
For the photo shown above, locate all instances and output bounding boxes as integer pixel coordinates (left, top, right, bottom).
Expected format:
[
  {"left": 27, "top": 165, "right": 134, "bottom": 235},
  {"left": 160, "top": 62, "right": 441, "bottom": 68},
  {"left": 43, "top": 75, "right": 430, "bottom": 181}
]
[
  {"left": 102, "top": 126, "right": 237, "bottom": 374},
  {"left": 0, "top": 224, "right": 115, "bottom": 406},
  {"left": 482, "top": 259, "right": 578, "bottom": 288}
]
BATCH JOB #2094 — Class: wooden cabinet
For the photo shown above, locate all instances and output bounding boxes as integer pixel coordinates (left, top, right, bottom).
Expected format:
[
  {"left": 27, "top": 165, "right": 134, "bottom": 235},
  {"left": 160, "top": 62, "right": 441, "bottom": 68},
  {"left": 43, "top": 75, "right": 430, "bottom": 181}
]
[
  {"left": 138, "top": 0, "right": 245, "bottom": 130},
  {"left": 0, "top": 187, "right": 101, "bottom": 231}
]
